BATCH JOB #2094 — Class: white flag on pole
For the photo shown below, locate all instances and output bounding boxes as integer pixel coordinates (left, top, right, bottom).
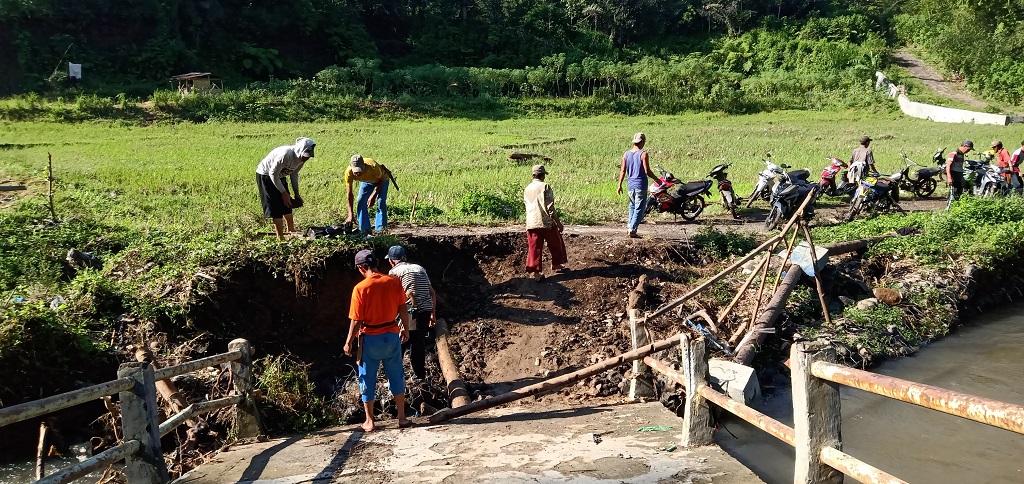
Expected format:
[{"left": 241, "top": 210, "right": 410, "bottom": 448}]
[{"left": 68, "top": 63, "right": 82, "bottom": 79}]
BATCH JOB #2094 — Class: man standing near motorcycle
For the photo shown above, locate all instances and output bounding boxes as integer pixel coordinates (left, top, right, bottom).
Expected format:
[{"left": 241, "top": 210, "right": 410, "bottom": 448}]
[
  {"left": 1011, "top": 140, "right": 1024, "bottom": 195},
  {"left": 617, "top": 132, "right": 660, "bottom": 238},
  {"left": 848, "top": 136, "right": 877, "bottom": 185},
  {"left": 946, "top": 140, "right": 973, "bottom": 210},
  {"left": 992, "top": 140, "right": 1012, "bottom": 188},
  {"left": 524, "top": 164, "right": 567, "bottom": 282}
]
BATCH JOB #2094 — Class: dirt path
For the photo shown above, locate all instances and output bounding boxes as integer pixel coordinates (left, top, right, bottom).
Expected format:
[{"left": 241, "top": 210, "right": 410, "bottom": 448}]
[
  {"left": 891, "top": 50, "right": 987, "bottom": 108},
  {"left": 174, "top": 402, "right": 762, "bottom": 483}
]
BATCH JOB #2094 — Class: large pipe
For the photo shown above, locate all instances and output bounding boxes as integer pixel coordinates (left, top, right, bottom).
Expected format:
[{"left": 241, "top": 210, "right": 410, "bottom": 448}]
[
  {"left": 429, "top": 334, "right": 684, "bottom": 424},
  {"left": 812, "top": 361, "right": 1024, "bottom": 435},
  {"left": 698, "top": 385, "right": 797, "bottom": 446},
  {"left": 434, "top": 319, "right": 471, "bottom": 408}
]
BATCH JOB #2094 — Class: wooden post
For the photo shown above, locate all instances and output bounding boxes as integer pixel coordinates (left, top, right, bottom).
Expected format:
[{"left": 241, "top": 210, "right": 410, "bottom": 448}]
[
  {"left": 47, "top": 152, "right": 56, "bottom": 220},
  {"left": 117, "top": 362, "right": 170, "bottom": 483},
  {"left": 35, "top": 421, "right": 49, "bottom": 480},
  {"left": 434, "top": 319, "right": 471, "bottom": 407},
  {"left": 681, "top": 334, "right": 713, "bottom": 447},
  {"left": 409, "top": 193, "right": 419, "bottom": 223},
  {"left": 228, "top": 339, "right": 263, "bottom": 439},
  {"left": 628, "top": 275, "right": 656, "bottom": 400},
  {"left": 792, "top": 341, "right": 843, "bottom": 484}
]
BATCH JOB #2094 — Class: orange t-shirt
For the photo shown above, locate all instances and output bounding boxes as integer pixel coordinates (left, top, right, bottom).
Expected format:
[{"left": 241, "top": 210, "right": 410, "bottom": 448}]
[{"left": 348, "top": 272, "right": 406, "bottom": 335}]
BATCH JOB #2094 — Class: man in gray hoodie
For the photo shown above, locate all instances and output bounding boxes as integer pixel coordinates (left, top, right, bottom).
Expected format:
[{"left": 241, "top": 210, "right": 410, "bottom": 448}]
[{"left": 256, "top": 137, "right": 315, "bottom": 240}]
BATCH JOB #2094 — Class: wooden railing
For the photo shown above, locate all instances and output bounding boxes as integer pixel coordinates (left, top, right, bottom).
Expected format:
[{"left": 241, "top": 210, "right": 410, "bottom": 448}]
[
  {"left": 649, "top": 335, "right": 1024, "bottom": 484},
  {"left": 0, "top": 338, "right": 261, "bottom": 484}
]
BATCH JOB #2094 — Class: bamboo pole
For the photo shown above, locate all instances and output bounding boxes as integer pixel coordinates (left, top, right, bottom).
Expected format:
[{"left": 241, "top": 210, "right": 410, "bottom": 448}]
[
  {"left": 801, "top": 221, "right": 832, "bottom": 325},
  {"left": 434, "top": 319, "right": 471, "bottom": 408},
  {"left": 429, "top": 332, "right": 685, "bottom": 424},
  {"left": 47, "top": 152, "right": 56, "bottom": 220},
  {"left": 735, "top": 242, "right": 776, "bottom": 345},
  {"left": 717, "top": 252, "right": 769, "bottom": 323},
  {"left": 35, "top": 421, "right": 49, "bottom": 480}
]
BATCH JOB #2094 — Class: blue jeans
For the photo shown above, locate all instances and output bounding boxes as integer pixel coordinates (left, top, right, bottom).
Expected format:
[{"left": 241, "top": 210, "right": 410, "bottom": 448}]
[
  {"left": 627, "top": 188, "right": 649, "bottom": 233},
  {"left": 356, "top": 180, "right": 390, "bottom": 233},
  {"left": 358, "top": 331, "right": 405, "bottom": 402}
]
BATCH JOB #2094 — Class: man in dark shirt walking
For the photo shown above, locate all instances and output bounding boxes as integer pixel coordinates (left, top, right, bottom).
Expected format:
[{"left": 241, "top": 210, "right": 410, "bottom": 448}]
[
  {"left": 386, "top": 245, "right": 438, "bottom": 382},
  {"left": 946, "top": 140, "right": 973, "bottom": 210}
]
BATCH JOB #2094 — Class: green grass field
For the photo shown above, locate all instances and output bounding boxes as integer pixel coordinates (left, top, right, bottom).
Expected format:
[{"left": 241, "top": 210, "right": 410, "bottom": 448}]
[{"left": 1, "top": 111, "right": 1018, "bottom": 232}]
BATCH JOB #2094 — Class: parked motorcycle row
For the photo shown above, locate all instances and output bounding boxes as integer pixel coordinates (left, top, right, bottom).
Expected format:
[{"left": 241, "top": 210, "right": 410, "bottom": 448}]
[{"left": 642, "top": 146, "right": 1006, "bottom": 229}]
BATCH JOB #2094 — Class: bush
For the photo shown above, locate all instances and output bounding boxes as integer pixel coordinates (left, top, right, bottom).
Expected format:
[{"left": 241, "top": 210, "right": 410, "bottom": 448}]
[{"left": 456, "top": 188, "right": 518, "bottom": 220}]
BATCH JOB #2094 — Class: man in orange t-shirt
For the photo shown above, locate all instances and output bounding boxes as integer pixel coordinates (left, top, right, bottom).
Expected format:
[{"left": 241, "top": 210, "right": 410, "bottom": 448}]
[{"left": 343, "top": 249, "right": 411, "bottom": 432}]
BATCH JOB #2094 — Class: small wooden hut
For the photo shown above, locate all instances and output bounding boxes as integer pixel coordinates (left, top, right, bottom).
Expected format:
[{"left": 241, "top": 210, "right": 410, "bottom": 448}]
[{"left": 170, "top": 72, "right": 224, "bottom": 96}]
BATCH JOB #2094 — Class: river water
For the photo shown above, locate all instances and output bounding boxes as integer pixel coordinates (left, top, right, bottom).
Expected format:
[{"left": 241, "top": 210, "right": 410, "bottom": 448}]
[{"left": 717, "top": 304, "right": 1024, "bottom": 483}]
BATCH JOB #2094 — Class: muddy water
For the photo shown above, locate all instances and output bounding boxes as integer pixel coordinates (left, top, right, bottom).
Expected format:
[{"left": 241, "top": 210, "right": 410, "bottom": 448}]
[{"left": 718, "top": 305, "right": 1024, "bottom": 484}]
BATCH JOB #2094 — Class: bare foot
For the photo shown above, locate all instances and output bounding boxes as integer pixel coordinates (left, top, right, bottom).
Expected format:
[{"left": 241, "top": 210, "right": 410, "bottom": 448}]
[
  {"left": 398, "top": 419, "right": 413, "bottom": 429},
  {"left": 360, "top": 422, "right": 376, "bottom": 432}
]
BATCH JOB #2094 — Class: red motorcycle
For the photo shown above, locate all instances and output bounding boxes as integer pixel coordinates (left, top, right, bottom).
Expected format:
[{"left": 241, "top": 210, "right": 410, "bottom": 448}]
[
  {"left": 818, "top": 157, "right": 856, "bottom": 198},
  {"left": 645, "top": 165, "right": 713, "bottom": 221}
]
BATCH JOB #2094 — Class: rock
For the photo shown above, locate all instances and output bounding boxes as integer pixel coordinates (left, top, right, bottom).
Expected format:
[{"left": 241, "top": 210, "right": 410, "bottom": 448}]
[
  {"left": 873, "top": 287, "right": 902, "bottom": 306},
  {"left": 838, "top": 296, "right": 855, "bottom": 307},
  {"left": 855, "top": 298, "right": 880, "bottom": 310}
]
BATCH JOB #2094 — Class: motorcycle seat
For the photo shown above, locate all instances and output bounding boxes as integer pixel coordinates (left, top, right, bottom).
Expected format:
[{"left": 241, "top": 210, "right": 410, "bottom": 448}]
[
  {"left": 682, "top": 180, "right": 712, "bottom": 195},
  {"left": 917, "top": 167, "right": 941, "bottom": 178},
  {"left": 788, "top": 169, "right": 810, "bottom": 182}
]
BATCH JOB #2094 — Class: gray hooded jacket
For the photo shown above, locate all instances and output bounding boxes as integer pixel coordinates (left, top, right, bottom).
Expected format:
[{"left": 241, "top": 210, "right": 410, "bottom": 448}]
[{"left": 256, "top": 137, "right": 316, "bottom": 196}]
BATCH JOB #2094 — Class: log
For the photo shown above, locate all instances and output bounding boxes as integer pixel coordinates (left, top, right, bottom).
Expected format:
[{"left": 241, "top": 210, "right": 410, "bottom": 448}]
[
  {"left": 434, "top": 319, "right": 471, "bottom": 408},
  {"left": 628, "top": 275, "right": 655, "bottom": 400},
  {"left": 792, "top": 341, "right": 843, "bottom": 484},
  {"left": 429, "top": 332, "right": 685, "bottom": 424},
  {"left": 36, "top": 421, "right": 49, "bottom": 480},
  {"left": 135, "top": 348, "right": 190, "bottom": 421},
  {"left": 0, "top": 185, "right": 27, "bottom": 191}
]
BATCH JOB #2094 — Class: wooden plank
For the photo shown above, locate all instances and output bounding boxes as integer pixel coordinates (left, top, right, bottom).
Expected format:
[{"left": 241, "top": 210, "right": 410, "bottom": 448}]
[
  {"left": 35, "top": 440, "right": 141, "bottom": 484},
  {"left": 811, "top": 361, "right": 1024, "bottom": 435},
  {"left": 819, "top": 447, "right": 909, "bottom": 484},
  {"left": 159, "top": 395, "right": 243, "bottom": 437},
  {"left": 152, "top": 350, "right": 241, "bottom": 382},
  {"left": 429, "top": 331, "right": 684, "bottom": 424},
  {"left": 681, "top": 334, "right": 713, "bottom": 447},
  {"left": 0, "top": 378, "right": 134, "bottom": 428},
  {"left": 434, "top": 319, "right": 472, "bottom": 407},
  {"left": 792, "top": 342, "right": 843, "bottom": 484},
  {"left": 229, "top": 339, "right": 263, "bottom": 439},
  {"left": 118, "top": 362, "right": 170, "bottom": 483}
]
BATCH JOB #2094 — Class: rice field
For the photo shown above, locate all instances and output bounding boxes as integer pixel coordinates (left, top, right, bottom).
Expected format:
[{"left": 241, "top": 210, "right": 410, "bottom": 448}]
[{"left": 1, "top": 111, "right": 1018, "bottom": 233}]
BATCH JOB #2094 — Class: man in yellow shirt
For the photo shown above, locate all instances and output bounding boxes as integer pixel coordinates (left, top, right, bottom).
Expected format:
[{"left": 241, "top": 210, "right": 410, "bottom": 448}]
[{"left": 344, "top": 154, "right": 393, "bottom": 234}]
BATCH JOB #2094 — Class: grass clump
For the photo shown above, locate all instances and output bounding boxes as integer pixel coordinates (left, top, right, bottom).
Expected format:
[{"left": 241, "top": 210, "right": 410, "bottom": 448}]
[
  {"left": 693, "top": 226, "right": 758, "bottom": 260},
  {"left": 255, "top": 354, "right": 344, "bottom": 433}
]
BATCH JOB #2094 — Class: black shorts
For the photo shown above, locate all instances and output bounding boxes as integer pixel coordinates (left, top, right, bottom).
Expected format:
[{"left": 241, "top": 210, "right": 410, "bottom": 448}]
[{"left": 257, "top": 174, "right": 291, "bottom": 218}]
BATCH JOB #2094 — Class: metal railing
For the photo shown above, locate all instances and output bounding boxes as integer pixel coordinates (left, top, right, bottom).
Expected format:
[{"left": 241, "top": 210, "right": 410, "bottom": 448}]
[
  {"left": 649, "top": 335, "right": 1024, "bottom": 484},
  {"left": 0, "top": 338, "right": 261, "bottom": 484}
]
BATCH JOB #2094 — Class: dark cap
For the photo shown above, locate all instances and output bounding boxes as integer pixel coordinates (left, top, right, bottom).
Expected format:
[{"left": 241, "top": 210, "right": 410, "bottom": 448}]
[
  {"left": 385, "top": 245, "right": 407, "bottom": 261},
  {"left": 860, "top": 136, "right": 872, "bottom": 144},
  {"left": 354, "top": 249, "right": 376, "bottom": 268},
  {"left": 962, "top": 140, "right": 974, "bottom": 149}
]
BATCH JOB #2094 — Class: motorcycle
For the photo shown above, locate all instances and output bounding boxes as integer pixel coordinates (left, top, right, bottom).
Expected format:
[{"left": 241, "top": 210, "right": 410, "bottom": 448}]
[
  {"left": 645, "top": 165, "right": 713, "bottom": 221},
  {"left": 764, "top": 164, "right": 815, "bottom": 230},
  {"left": 818, "top": 157, "right": 857, "bottom": 198},
  {"left": 745, "top": 154, "right": 784, "bottom": 208},
  {"left": 708, "top": 162, "right": 740, "bottom": 219},
  {"left": 847, "top": 171, "right": 904, "bottom": 221},
  {"left": 897, "top": 150, "right": 943, "bottom": 198},
  {"left": 971, "top": 151, "right": 1009, "bottom": 197}
]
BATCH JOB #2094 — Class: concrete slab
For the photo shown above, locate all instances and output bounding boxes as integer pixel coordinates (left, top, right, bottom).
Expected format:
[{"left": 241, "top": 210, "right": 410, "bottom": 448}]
[{"left": 174, "top": 402, "right": 762, "bottom": 483}]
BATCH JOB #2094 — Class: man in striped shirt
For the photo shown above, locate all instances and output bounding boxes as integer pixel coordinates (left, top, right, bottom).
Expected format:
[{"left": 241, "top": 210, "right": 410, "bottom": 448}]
[{"left": 386, "top": 245, "right": 438, "bottom": 381}]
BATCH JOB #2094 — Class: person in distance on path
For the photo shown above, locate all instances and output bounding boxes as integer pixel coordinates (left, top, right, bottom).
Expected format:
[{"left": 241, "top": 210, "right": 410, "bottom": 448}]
[
  {"left": 386, "top": 245, "right": 438, "bottom": 382},
  {"left": 343, "top": 249, "right": 412, "bottom": 432},
  {"left": 617, "top": 132, "right": 659, "bottom": 238},
  {"left": 848, "top": 136, "right": 877, "bottom": 185},
  {"left": 255, "top": 137, "right": 315, "bottom": 240},
  {"left": 946, "top": 140, "right": 973, "bottom": 210},
  {"left": 343, "top": 154, "right": 397, "bottom": 235},
  {"left": 523, "top": 164, "right": 567, "bottom": 282}
]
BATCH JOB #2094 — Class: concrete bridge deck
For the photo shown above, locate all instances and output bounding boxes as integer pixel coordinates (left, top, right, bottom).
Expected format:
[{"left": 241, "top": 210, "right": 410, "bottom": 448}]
[{"left": 174, "top": 402, "right": 761, "bottom": 483}]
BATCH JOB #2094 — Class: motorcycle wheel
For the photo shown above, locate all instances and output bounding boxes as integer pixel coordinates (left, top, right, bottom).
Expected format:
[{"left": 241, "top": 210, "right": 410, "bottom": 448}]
[
  {"left": 644, "top": 197, "right": 657, "bottom": 215},
  {"left": 679, "top": 197, "right": 705, "bottom": 221},
  {"left": 764, "top": 205, "right": 782, "bottom": 230},
  {"left": 915, "top": 179, "right": 937, "bottom": 198},
  {"left": 846, "top": 199, "right": 864, "bottom": 222}
]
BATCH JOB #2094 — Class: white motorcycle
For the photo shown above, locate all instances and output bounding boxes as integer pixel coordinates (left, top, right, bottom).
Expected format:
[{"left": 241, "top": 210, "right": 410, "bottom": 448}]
[{"left": 745, "top": 153, "right": 784, "bottom": 208}]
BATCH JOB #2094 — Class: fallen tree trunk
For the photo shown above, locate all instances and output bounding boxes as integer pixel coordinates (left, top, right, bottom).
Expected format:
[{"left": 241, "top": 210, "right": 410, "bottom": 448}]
[
  {"left": 429, "top": 333, "right": 684, "bottom": 424},
  {"left": 734, "top": 234, "right": 898, "bottom": 365},
  {"left": 434, "top": 319, "right": 471, "bottom": 408}
]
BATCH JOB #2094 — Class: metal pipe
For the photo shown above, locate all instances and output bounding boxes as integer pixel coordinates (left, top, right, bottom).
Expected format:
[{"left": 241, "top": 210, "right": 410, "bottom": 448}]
[
  {"left": 819, "top": 447, "right": 908, "bottom": 484},
  {"left": 697, "top": 385, "right": 796, "bottom": 446},
  {"left": 812, "top": 361, "right": 1024, "bottom": 435},
  {"left": 153, "top": 350, "right": 242, "bottom": 382},
  {"left": 158, "top": 394, "right": 243, "bottom": 437},
  {"left": 0, "top": 378, "right": 134, "bottom": 428},
  {"left": 34, "top": 440, "right": 141, "bottom": 484}
]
